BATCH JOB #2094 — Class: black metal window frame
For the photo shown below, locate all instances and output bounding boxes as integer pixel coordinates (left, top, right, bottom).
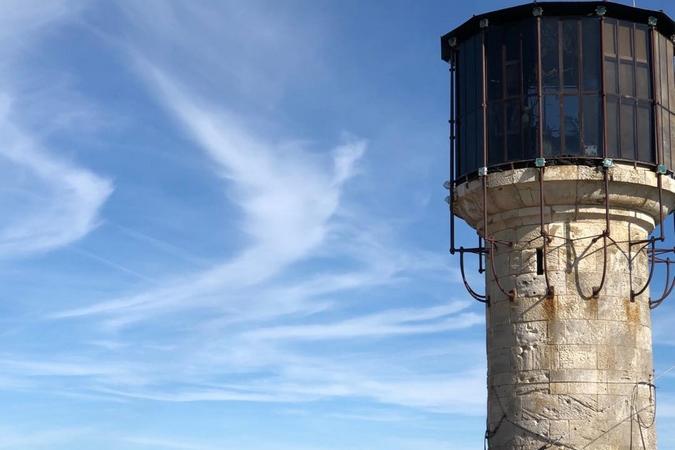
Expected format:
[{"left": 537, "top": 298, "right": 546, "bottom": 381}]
[{"left": 450, "top": 14, "right": 674, "bottom": 182}]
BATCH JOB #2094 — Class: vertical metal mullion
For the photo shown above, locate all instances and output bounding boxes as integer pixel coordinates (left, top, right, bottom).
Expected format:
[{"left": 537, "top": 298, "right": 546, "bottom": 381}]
[
  {"left": 649, "top": 26, "right": 662, "bottom": 166},
  {"left": 600, "top": 17, "right": 608, "bottom": 159},
  {"left": 482, "top": 28, "right": 489, "bottom": 171},
  {"left": 519, "top": 29, "right": 525, "bottom": 160},
  {"left": 502, "top": 43, "right": 508, "bottom": 163},
  {"left": 449, "top": 50, "right": 456, "bottom": 254},
  {"left": 667, "top": 39, "right": 673, "bottom": 168},
  {"left": 578, "top": 19, "right": 584, "bottom": 154},
  {"left": 616, "top": 21, "right": 623, "bottom": 158},
  {"left": 481, "top": 25, "right": 489, "bottom": 241},
  {"left": 631, "top": 25, "right": 639, "bottom": 160},
  {"left": 559, "top": 20, "right": 565, "bottom": 155},
  {"left": 537, "top": 16, "right": 544, "bottom": 158}
]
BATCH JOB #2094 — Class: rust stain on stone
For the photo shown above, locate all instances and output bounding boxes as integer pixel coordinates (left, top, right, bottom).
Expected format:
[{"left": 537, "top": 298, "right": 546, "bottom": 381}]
[
  {"left": 542, "top": 296, "right": 556, "bottom": 322},
  {"left": 624, "top": 298, "right": 639, "bottom": 337},
  {"left": 589, "top": 297, "right": 598, "bottom": 319}
]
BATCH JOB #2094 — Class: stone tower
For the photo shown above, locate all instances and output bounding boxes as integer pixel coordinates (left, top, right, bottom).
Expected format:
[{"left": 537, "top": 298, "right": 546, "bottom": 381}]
[{"left": 441, "top": 2, "right": 675, "bottom": 449}]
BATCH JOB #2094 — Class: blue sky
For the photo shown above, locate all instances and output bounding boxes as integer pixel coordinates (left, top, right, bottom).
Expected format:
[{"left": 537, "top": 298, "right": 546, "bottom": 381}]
[{"left": 1, "top": 0, "right": 675, "bottom": 449}]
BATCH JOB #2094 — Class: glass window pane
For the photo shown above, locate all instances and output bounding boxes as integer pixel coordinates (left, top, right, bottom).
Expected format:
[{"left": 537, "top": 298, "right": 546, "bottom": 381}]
[
  {"left": 522, "top": 21, "right": 537, "bottom": 95},
  {"left": 542, "top": 19, "right": 560, "bottom": 92},
  {"left": 470, "top": 36, "right": 480, "bottom": 109},
  {"left": 488, "top": 102, "right": 504, "bottom": 165},
  {"left": 662, "top": 107, "right": 671, "bottom": 168},
  {"left": 582, "top": 95, "right": 601, "bottom": 157},
  {"left": 620, "top": 102, "right": 636, "bottom": 159},
  {"left": 605, "top": 58, "right": 618, "bottom": 94},
  {"left": 467, "top": 111, "right": 477, "bottom": 172},
  {"left": 563, "top": 96, "right": 580, "bottom": 155},
  {"left": 603, "top": 21, "right": 616, "bottom": 56},
  {"left": 505, "top": 24, "right": 519, "bottom": 61},
  {"left": 668, "top": 40, "right": 675, "bottom": 110},
  {"left": 543, "top": 95, "right": 561, "bottom": 156},
  {"left": 636, "top": 104, "right": 653, "bottom": 163},
  {"left": 669, "top": 113, "right": 675, "bottom": 169},
  {"left": 476, "top": 108, "right": 484, "bottom": 169},
  {"left": 562, "top": 21, "right": 579, "bottom": 91},
  {"left": 582, "top": 18, "right": 600, "bottom": 91},
  {"left": 507, "top": 133, "right": 522, "bottom": 162},
  {"left": 487, "top": 26, "right": 503, "bottom": 100},
  {"left": 506, "top": 100, "right": 522, "bottom": 160},
  {"left": 620, "top": 61, "right": 635, "bottom": 97},
  {"left": 636, "top": 64, "right": 651, "bottom": 99},
  {"left": 660, "top": 35, "right": 669, "bottom": 109},
  {"left": 459, "top": 43, "right": 468, "bottom": 115},
  {"left": 618, "top": 23, "right": 633, "bottom": 59},
  {"left": 635, "top": 26, "right": 648, "bottom": 62},
  {"left": 607, "top": 97, "right": 619, "bottom": 157},
  {"left": 524, "top": 96, "right": 539, "bottom": 159},
  {"left": 506, "top": 62, "right": 520, "bottom": 97}
]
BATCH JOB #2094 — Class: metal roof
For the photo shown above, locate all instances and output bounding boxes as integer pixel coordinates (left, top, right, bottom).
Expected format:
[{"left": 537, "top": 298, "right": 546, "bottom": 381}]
[{"left": 441, "top": 1, "right": 675, "bottom": 61}]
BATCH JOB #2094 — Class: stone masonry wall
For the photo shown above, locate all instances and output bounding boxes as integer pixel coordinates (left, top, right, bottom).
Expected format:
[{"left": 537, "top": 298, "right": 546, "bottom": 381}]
[
  {"left": 453, "top": 164, "right": 675, "bottom": 450},
  {"left": 486, "top": 218, "right": 654, "bottom": 449}
]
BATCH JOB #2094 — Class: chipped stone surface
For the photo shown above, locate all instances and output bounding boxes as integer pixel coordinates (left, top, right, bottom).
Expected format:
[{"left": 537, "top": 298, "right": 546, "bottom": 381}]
[{"left": 455, "top": 164, "right": 669, "bottom": 449}]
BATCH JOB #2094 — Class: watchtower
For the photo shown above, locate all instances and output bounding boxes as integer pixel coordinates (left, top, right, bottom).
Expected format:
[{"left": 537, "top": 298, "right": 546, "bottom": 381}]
[{"left": 441, "top": 2, "right": 675, "bottom": 448}]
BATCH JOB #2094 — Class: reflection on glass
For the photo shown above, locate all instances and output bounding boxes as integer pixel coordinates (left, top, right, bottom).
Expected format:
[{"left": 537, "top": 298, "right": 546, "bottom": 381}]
[
  {"left": 506, "top": 63, "right": 520, "bottom": 97},
  {"left": 662, "top": 108, "right": 671, "bottom": 167},
  {"left": 607, "top": 98, "right": 619, "bottom": 158},
  {"left": 524, "top": 96, "right": 539, "bottom": 159},
  {"left": 603, "top": 22, "right": 616, "bottom": 56},
  {"left": 488, "top": 103, "right": 503, "bottom": 165},
  {"left": 542, "top": 19, "right": 560, "bottom": 91},
  {"left": 618, "top": 23, "right": 632, "bottom": 58},
  {"left": 636, "top": 65, "right": 651, "bottom": 99},
  {"left": 620, "top": 61, "right": 635, "bottom": 97},
  {"left": 562, "top": 21, "right": 579, "bottom": 90},
  {"left": 637, "top": 105, "right": 653, "bottom": 162},
  {"left": 563, "top": 96, "right": 580, "bottom": 155},
  {"left": 506, "top": 100, "right": 522, "bottom": 160},
  {"left": 582, "top": 19, "right": 600, "bottom": 91},
  {"left": 660, "top": 36, "right": 670, "bottom": 109},
  {"left": 523, "top": 23, "right": 538, "bottom": 95},
  {"left": 487, "top": 27, "right": 503, "bottom": 100},
  {"left": 620, "top": 102, "right": 636, "bottom": 159},
  {"left": 582, "top": 96, "right": 601, "bottom": 157},
  {"left": 454, "top": 14, "right": 662, "bottom": 176},
  {"left": 543, "top": 95, "right": 561, "bottom": 156},
  {"left": 635, "top": 27, "right": 648, "bottom": 62},
  {"left": 605, "top": 59, "right": 618, "bottom": 94}
]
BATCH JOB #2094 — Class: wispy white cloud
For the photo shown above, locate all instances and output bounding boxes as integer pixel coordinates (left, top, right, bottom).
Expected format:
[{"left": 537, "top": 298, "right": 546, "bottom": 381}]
[
  {"left": 0, "top": 0, "right": 86, "bottom": 55},
  {"left": 0, "top": 96, "right": 112, "bottom": 257},
  {"left": 0, "top": 0, "right": 490, "bottom": 435},
  {"left": 243, "top": 302, "right": 482, "bottom": 341},
  {"left": 0, "top": 0, "right": 112, "bottom": 258},
  {"left": 51, "top": 62, "right": 365, "bottom": 323},
  {"left": 0, "top": 427, "right": 88, "bottom": 449}
]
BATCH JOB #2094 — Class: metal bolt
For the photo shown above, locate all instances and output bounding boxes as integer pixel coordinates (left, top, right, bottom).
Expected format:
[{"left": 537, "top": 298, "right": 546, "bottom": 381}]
[
  {"left": 532, "top": 6, "right": 543, "bottom": 17},
  {"left": 648, "top": 16, "right": 658, "bottom": 27},
  {"left": 478, "top": 166, "right": 488, "bottom": 177},
  {"left": 657, "top": 164, "right": 668, "bottom": 175},
  {"left": 479, "top": 18, "right": 489, "bottom": 29},
  {"left": 535, "top": 157, "right": 546, "bottom": 168},
  {"left": 448, "top": 37, "right": 457, "bottom": 48},
  {"left": 602, "top": 158, "right": 614, "bottom": 169},
  {"left": 595, "top": 6, "right": 607, "bottom": 16}
]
